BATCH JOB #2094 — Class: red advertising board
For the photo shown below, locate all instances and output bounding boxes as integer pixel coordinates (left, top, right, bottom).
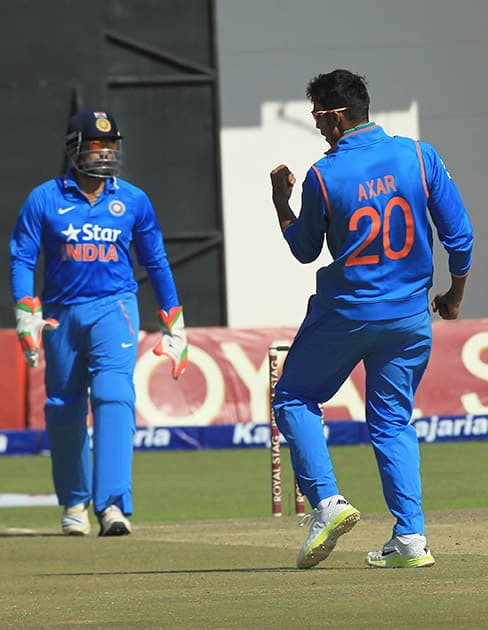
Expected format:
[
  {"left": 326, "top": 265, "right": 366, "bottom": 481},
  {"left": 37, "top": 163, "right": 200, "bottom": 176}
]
[
  {"left": 0, "top": 330, "right": 27, "bottom": 429},
  {"left": 25, "top": 319, "right": 488, "bottom": 429}
]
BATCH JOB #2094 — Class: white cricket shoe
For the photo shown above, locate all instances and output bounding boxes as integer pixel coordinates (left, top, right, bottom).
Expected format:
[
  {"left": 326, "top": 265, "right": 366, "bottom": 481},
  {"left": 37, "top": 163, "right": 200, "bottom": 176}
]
[
  {"left": 98, "top": 505, "right": 132, "bottom": 536},
  {"left": 296, "top": 495, "right": 360, "bottom": 569},
  {"left": 61, "top": 502, "right": 90, "bottom": 536},
  {"left": 366, "top": 535, "right": 435, "bottom": 568}
]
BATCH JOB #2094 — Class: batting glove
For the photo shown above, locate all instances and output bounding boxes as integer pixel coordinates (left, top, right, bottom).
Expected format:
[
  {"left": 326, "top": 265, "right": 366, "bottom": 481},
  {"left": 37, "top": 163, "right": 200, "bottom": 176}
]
[
  {"left": 152, "top": 305, "right": 188, "bottom": 379},
  {"left": 15, "top": 296, "right": 59, "bottom": 367}
]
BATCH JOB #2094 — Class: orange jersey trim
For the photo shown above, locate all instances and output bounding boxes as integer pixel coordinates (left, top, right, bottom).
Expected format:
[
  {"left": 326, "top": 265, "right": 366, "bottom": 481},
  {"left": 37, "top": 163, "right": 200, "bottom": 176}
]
[
  {"left": 311, "top": 165, "right": 332, "bottom": 220},
  {"left": 415, "top": 141, "right": 430, "bottom": 199}
]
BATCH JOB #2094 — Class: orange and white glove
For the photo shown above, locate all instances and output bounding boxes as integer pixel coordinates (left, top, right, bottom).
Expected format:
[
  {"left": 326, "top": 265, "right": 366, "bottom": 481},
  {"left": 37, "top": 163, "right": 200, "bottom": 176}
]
[
  {"left": 14, "top": 296, "right": 59, "bottom": 367},
  {"left": 152, "top": 305, "right": 188, "bottom": 379}
]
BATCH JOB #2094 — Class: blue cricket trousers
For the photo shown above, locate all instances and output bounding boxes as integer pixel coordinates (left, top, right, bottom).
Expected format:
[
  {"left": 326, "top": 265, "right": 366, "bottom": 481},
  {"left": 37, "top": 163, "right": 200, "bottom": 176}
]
[
  {"left": 42, "top": 292, "right": 139, "bottom": 515},
  {"left": 273, "top": 304, "right": 431, "bottom": 536}
]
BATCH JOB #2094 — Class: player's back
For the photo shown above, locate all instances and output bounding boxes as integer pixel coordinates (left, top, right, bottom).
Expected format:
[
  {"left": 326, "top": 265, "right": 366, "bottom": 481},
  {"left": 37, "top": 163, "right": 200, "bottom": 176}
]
[{"left": 313, "top": 125, "right": 434, "bottom": 320}]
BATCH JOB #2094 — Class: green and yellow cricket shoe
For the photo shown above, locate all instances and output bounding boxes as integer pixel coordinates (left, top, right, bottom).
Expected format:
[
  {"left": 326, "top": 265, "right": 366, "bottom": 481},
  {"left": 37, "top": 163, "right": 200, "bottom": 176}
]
[
  {"left": 366, "top": 535, "right": 435, "bottom": 568},
  {"left": 296, "top": 495, "right": 361, "bottom": 569}
]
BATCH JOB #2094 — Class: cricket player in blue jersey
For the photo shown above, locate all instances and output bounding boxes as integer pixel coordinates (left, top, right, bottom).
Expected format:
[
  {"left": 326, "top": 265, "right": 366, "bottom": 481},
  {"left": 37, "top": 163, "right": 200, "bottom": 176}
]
[
  {"left": 10, "top": 110, "right": 188, "bottom": 536},
  {"left": 270, "top": 70, "right": 473, "bottom": 569}
]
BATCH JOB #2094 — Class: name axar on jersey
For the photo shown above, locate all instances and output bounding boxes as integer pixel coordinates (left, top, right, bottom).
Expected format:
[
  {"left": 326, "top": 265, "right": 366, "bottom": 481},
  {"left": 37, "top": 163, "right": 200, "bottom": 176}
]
[{"left": 286, "top": 124, "right": 472, "bottom": 320}]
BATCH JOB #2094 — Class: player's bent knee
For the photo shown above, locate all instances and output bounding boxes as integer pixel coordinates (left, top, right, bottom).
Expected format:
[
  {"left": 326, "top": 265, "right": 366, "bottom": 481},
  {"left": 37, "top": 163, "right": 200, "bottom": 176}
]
[
  {"left": 90, "top": 371, "right": 135, "bottom": 407},
  {"left": 45, "top": 397, "right": 88, "bottom": 425}
]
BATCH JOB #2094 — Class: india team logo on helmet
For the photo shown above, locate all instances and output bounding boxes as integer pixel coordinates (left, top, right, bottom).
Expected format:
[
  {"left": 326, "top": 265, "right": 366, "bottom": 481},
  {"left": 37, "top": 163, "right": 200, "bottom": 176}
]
[
  {"left": 95, "top": 116, "right": 112, "bottom": 133},
  {"left": 109, "top": 200, "right": 126, "bottom": 217}
]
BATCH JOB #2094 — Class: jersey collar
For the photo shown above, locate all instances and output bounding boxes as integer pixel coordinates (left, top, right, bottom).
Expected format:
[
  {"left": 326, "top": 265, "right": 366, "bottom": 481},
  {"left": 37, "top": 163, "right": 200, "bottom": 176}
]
[
  {"left": 325, "top": 122, "right": 384, "bottom": 154},
  {"left": 61, "top": 170, "right": 118, "bottom": 194}
]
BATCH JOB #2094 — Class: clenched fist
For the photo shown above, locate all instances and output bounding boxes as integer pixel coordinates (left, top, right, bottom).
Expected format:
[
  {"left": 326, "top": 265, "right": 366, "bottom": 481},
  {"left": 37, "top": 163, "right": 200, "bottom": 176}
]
[{"left": 270, "top": 164, "right": 296, "bottom": 202}]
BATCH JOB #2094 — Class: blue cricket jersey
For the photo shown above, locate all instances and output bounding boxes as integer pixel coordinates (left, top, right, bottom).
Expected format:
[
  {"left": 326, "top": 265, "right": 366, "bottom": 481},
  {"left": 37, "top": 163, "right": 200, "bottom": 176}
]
[
  {"left": 284, "top": 123, "right": 473, "bottom": 320},
  {"left": 10, "top": 171, "right": 179, "bottom": 309}
]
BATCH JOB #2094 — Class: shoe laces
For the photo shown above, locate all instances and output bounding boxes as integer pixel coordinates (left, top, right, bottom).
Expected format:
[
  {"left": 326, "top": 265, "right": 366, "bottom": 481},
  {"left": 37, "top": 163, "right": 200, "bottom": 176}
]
[
  {"left": 298, "top": 508, "right": 319, "bottom": 528},
  {"left": 299, "top": 495, "right": 350, "bottom": 528}
]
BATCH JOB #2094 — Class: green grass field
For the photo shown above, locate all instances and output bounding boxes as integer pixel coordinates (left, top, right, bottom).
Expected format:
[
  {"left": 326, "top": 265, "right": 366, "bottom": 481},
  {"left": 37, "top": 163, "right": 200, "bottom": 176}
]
[{"left": 0, "top": 442, "right": 487, "bottom": 628}]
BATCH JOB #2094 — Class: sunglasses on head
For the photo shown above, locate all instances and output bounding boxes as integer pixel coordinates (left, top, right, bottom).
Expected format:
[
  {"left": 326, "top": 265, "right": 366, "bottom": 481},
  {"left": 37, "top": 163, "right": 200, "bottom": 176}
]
[{"left": 311, "top": 106, "right": 350, "bottom": 120}]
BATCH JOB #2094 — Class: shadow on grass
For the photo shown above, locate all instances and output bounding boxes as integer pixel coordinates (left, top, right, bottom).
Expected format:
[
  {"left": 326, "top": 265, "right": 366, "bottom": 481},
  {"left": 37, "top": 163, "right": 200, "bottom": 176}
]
[
  {"left": 0, "top": 532, "right": 61, "bottom": 537},
  {"left": 38, "top": 566, "right": 360, "bottom": 576}
]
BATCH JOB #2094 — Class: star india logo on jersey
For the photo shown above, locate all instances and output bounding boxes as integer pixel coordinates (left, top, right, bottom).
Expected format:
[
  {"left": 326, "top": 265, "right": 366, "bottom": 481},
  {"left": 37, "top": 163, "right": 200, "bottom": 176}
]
[{"left": 60, "top": 222, "right": 121, "bottom": 262}]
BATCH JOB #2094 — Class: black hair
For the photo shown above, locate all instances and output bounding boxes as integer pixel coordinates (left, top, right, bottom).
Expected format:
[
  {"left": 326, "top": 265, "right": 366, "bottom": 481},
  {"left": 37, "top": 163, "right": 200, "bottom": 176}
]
[{"left": 306, "top": 69, "right": 370, "bottom": 123}]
